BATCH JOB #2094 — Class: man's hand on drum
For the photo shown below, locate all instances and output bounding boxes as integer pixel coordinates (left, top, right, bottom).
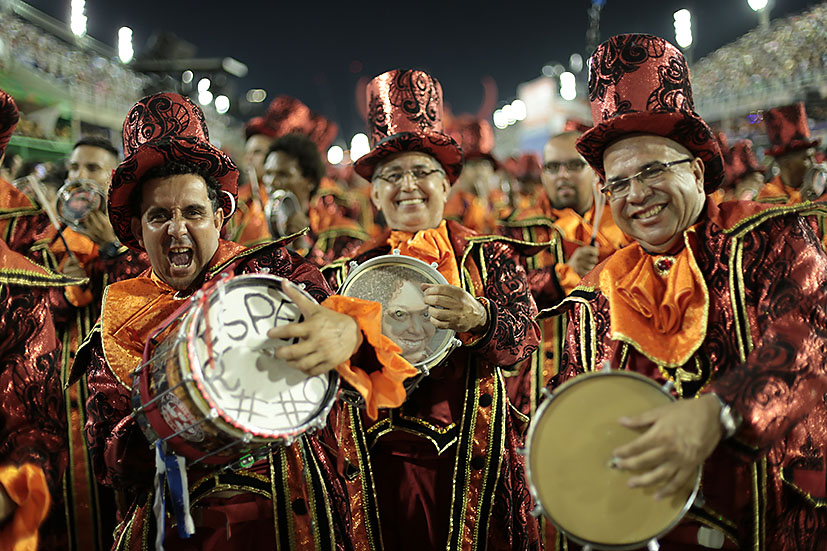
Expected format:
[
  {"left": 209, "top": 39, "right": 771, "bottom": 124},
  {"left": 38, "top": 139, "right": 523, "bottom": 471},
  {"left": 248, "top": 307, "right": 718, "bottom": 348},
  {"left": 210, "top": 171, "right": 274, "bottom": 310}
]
[
  {"left": 611, "top": 394, "right": 723, "bottom": 499},
  {"left": 267, "top": 282, "right": 362, "bottom": 376},
  {"left": 420, "top": 283, "right": 488, "bottom": 334},
  {"left": 81, "top": 209, "right": 119, "bottom": 247}
]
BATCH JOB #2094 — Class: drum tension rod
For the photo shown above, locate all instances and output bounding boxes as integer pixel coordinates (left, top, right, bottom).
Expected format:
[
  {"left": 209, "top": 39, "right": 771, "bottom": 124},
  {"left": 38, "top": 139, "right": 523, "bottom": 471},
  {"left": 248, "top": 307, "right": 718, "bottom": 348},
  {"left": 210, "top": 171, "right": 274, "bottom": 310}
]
[
  {"left": 131, "top": 377, "right": 193, "bottom": 416},
  {"left": 160, "top": 411, "right": 213, "bottom": 443},
  {"left": 190, "top": 432, "right": 254, "bottom": 467}
]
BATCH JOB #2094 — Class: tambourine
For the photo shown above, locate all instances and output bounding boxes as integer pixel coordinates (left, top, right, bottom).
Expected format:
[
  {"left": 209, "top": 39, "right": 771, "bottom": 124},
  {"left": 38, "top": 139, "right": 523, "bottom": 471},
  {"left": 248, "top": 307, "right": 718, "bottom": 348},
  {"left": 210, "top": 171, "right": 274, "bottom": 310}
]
[
  {"left": 526, "top": 368, "right": 700, "bottom": 550},
  {"left": 56, "top": 179, "right": 105, "bottom": 232},
  {"left": 801, "top": 163, "right": 827, "bottom": 202},
  {"left": 265, "top": 189, "right": 302, "bottom": 237},
  {"left": 337, "top": 251, "right": 462, "bottom": 406}
]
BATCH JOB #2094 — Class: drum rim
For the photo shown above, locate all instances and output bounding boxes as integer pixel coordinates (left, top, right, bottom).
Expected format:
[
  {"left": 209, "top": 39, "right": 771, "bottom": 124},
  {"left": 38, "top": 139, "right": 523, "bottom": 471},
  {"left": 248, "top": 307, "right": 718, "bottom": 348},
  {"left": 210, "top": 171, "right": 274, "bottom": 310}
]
[
  {"left": 56, "top": 179, "right": 105, "bottom": 224},
  {"left": 185, "top": 273, "right": 340, "bottom": 442},
  {"left": 339, "top": 252, "right": 459, "bottom": 370},
  {"left": 525, "top": 370, "right": 701, "bottom": 550}
]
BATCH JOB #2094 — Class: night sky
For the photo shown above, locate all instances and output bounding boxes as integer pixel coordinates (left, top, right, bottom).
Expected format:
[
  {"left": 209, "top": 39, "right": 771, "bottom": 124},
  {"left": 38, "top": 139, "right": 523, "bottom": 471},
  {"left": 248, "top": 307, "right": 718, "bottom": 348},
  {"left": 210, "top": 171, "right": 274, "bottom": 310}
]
[{"left": 25, "top": 0, "right": 820, "bottom": 140}]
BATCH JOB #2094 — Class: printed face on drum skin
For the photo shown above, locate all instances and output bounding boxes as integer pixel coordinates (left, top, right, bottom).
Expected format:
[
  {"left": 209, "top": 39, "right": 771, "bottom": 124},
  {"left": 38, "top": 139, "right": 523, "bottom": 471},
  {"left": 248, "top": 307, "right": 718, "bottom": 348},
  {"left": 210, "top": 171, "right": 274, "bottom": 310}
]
[
  {"left": 371, "top": 152, "right": 450, "bottom": 232},
  {"left": 262, "top": 151, "right": 313, "bottom": 210},
  {"left": 603, "top": 135, "right": 706, "bottom": 254},
  {"left": 382, "top": 280, "right": 435, "bottom": 363},
  {"left": 244, "top": 134, "right": 273, "bottom": 180},
  {"left": 131, "top": 174, "right": 223, "bottom": 291},
  {"left": 68, "top": 145, "right": 118, "bottom": 190},
  {"left": 541, "top": 133, "right": 597, "bottom": 215}
]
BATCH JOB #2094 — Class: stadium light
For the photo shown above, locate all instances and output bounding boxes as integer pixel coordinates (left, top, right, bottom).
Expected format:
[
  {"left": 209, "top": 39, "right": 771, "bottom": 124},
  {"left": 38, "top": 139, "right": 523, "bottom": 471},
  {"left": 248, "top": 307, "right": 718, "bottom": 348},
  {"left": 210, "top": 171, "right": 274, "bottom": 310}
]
[
  {"left": 747, "top": 0, "right": 768, "bottom": 10},
  {"left": 197, "top": 90, "right": 213, "bottom": 106},
  {"left": 182, "top": 71, "right": 194, "bottom": 84},
  {"left": 215, "top": 95, "right": 230, "bottom": 114},
  {"left": 118, "top": 27, "right": 134, "bottom": 64},
  {"left": 747, "top": 0, "right": 771, "bottom": 29},
  {"left": 350, "top": 133, "right": 370, "bottom": 161},
  {"left": 327, "top": 145, "right": 344, "bottom": 165},
  {"left": 673, "top": 9, "right": 693, "bottom": 49},
  {"left": 493, "top": 109, "right": 508, "bottom": 130},
  {"left": 560, "top": 72, "right": 577, "bottom": 101},
  {"left": 246, "top": 89, "right": 267, "bottom": 103},
  {"left": 198, "top": 78, "right": 211, "bottom": 93},
  {"left": 70, "top": 0, "right": 87, "bottom": 37}
]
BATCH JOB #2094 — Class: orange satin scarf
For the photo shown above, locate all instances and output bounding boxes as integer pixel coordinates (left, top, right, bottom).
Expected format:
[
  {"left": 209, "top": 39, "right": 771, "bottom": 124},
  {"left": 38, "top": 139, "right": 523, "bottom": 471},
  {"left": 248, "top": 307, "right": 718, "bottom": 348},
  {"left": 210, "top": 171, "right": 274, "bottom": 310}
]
[
  {"left": 388, "top": 220, "right": 461, "bottom": 287},
  {"left": 599, "top": 229, "right": 708, "bottom": 367}
]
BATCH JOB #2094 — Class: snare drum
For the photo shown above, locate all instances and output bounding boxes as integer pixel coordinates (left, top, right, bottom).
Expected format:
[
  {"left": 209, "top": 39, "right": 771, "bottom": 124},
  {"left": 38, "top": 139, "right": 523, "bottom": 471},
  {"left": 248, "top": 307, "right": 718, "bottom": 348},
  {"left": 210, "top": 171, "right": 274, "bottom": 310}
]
[
  {"left": 338, "top": 251, "right": 461, "bottom": 405},
  {"left": 131, "top": 274, "right": 339, "bottom": 465},
  {"left": 526, "top": 371, "right": 699, "bottom": 550},
  {"left": 56, "top": 179, "right": 105, "bottom": 232},
  {"left": 801, "top": 163, "right": 827, "bottom": 201}
]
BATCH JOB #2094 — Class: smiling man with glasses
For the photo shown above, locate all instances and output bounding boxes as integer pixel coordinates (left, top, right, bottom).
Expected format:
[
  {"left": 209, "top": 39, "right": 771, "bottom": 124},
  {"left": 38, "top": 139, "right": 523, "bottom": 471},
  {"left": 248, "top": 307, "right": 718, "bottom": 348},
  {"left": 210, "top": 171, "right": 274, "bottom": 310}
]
[
  {"left": 321, "top": 69, "right": 541, "bottom": 550},
  {"left": 540, "top": 34, "right": 827, "bottom": 550}
]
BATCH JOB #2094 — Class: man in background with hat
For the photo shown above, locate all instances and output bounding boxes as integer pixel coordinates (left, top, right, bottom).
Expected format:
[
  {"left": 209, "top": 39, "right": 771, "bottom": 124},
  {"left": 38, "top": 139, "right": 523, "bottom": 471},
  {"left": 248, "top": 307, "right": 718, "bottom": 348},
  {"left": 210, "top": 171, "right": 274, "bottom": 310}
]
[
  {"left": 73, "top": 92, "right": 416, "bottom": 550},
  {"left": 713, "top": 133, "right": 767, "bottom": 203},
  {"left": 544, "top": 34, "right": 827, "bottom": 549},
  {"left": 321, "top": 69, "right": 541, "bottom": 550},
  {"left": 757, "top": 102, "right": 824, "bottom": 203}
]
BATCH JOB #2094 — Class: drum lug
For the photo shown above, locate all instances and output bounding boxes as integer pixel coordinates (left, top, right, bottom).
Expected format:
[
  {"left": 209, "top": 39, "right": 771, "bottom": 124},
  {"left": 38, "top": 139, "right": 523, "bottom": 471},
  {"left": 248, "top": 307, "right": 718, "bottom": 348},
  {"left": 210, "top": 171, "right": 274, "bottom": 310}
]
[
  {"left": 348, "top": 260, "right": 359, "bottom": 270},
  {"left": 647, "top": 539, "right": 660, "bottom": 551},
  {"left": 600, "top": 359, "right": 612, "bottom": 372},
  {"left": 583, "top": 546, "right": 592, "bottom": 551},
  {"left": 430, "top": 262, "right": 438, "bottom": 270},
  {"left": 391, "top": 248, "right": 401, "bottom": 255},
  {"left": 541, "top": 387, "right": 552, "bottom": 399},
  {"left": 529, "top": 505, "right": 544, "bottom": 518},
  {"left": 661, "top": 380, "right": 675, "bottom": 393},
  {"left": 515, "top": 446, "right": 527, "bottom": 456}
]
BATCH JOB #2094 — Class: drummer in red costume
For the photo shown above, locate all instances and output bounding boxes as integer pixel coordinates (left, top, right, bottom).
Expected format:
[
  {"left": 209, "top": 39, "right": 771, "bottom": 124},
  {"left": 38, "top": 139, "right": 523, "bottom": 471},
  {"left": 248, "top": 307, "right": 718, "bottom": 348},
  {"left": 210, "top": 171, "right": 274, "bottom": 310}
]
[
  {"left": 713, "top": 133, "right": 766, "bottom": 203},
  {"left": 499, "top": 129, "right": 630, "bottom": 416},
  {"left": 757, "top": 102, "right": 824, "bottom": 203},
  {"left": 72, "top": 92, "right": 415, "bottom": 550},
  {"left": 0, "top": 238, "right": 83, "bottom": 551},
  {"left": 542, "top": 34, "right": 827, "bottom": 549},
  {"left": 321, "top": 69, "right": 541, "bottom": 550}
]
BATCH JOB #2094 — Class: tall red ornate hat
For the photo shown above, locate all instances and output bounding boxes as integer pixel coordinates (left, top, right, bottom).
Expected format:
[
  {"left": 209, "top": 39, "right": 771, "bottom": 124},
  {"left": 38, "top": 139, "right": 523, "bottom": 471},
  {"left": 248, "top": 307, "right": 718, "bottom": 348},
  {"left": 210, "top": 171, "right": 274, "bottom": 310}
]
[
  {"left": 245, "top": 95, "right": 338, "bottom": 152},
  {"left": 353, "top": 69, "right": 464, "bottom": 183},
  {"left": 763, "top": 102, "right": 820, "bottom": 158},
  {"left": 563, "top": 119, "right": 591, "bottom": 133},
  {"left": 109, "top": 92, "right": 239, "bottom": 251},
  {"left": 576, "top": 34, "right": 724, "bottom": 192},
  {"left": 0, "top": 89, "right": 19, "bottom": 159},
  {"left": 447, "top": 115, "right": 498, "bottom": 167}
]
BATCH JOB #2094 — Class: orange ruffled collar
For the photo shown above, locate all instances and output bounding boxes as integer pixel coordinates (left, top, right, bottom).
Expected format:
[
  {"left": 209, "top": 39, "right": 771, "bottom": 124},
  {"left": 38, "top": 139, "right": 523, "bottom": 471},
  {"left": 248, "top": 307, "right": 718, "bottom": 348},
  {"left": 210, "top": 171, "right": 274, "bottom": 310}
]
[
  {"left": 387, "top": 220, "right": 461, "bottom": 287},
  {"left": 599, "top": 227, "right": 708, "bottom": 367}
]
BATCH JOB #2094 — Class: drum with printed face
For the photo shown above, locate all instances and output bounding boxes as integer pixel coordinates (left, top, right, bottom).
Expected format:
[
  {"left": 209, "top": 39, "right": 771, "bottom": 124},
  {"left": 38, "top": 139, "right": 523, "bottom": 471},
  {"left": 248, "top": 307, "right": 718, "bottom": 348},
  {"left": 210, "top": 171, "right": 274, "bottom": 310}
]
[
  {"left": 131, "top": 274, "right": 338, "bottom": 466},
  {"left": 337, "top": 251, "right": 462, "bottom": 406},
  {"left": 56, "top": 179, "right": 106, "bottom": 232},
  {"left": 526, "top": 370, "right": 700, "bottom": 550}
]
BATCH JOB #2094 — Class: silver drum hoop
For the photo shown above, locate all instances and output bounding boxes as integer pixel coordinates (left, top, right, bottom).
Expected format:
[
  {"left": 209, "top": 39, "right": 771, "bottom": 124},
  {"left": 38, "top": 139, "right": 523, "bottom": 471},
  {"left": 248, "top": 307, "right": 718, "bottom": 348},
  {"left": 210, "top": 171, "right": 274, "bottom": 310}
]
[
  {"left": 56, "top": 179, "right": 105, "bottom": 231},
  {"left": 337, "top": 252, "right": 461, "bottom": 407},
  {"left": 525, "top": 371, "right": 701, "bottom": 550}
]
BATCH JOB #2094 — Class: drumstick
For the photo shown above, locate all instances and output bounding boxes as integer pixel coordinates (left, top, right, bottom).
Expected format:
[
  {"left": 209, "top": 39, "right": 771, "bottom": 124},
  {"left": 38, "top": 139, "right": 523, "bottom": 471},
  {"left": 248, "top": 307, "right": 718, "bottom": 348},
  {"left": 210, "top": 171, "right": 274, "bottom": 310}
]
[
  {"left": 589, "top": 186, "right": 606, "bottom": 247},
  {"left": 247, "top": 166, "right": 265, "bottom": 209},
  {"left": 26, "top": 175, "right": 78, "bottom": 262}
]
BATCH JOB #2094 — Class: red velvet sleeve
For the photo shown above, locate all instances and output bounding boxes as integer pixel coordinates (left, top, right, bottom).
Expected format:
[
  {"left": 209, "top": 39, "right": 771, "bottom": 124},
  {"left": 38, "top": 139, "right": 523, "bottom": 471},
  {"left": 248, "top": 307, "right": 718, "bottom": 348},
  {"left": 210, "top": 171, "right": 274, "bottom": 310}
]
[{"left": 709, "top": 215, "right": 827, "bottom": 452}]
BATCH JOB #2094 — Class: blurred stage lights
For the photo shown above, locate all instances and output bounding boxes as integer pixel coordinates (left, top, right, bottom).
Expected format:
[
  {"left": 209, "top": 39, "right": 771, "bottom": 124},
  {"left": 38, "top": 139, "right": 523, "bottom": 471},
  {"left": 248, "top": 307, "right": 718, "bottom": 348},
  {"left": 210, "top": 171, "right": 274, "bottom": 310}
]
[
  {"left": 560, "top": 72, "right": 577, "bottom": 101},
  {"left": 673, "top": 9, "right": 693, "bottom": 49},
  {"left": 70, "top": 0, "right": 87, "bottom": 37},
  {"left": 327, "top": 145, "right": 344, "bottom": 165},
  {"left": 246, "top": 89, "right": 267, "bottom": 103},
  {"left": 118, "top": 27, "right": 133, "bottom": 64},
  {"left": 493, "top": 99, "right": 527, "bottom": 130},
  {"left": 748, "top": 0, "right": 768, "bottom": 11},
  {"left": 198, "top": 90, "right": 213, "bottom": 106},
  {"left": 350, "top": 134, "right": 370, "bottom": 161},
  {"left": 198, "top": 78, "right": 211, "bottom": 93},
  {"left": 182, "top": 70, "right": 194, "bottom": 84},
  {"left": 215, "top": 95, "right": 230, "bottom": 114}
]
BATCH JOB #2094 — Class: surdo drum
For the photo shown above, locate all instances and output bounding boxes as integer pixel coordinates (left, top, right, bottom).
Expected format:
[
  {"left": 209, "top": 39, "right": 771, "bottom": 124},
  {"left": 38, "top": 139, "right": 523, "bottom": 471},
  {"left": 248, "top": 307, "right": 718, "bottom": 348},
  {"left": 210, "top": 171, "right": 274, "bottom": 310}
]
[
  {"left": 337, "top": 251, "right": 461, "bottom": 406},
  {"left": 526, "top": 370, "right": 700, "bottom": 550},
  {"left": 131, "top": 274, "right": 338, "bottom": 466}
]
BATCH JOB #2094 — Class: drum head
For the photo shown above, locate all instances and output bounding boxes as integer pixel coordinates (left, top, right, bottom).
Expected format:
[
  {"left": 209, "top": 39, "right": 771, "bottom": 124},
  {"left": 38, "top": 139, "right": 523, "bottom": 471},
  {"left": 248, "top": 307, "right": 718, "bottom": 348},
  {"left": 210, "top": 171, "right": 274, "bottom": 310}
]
[
  {"left": 190, "top": 274, "right": 336, "bottom": 440},
  {"left": 527, "top": 371, "right": 698, "bottom": 549},
  {"left": 339, "top": 253, "right": 456, "bottom": 371}
]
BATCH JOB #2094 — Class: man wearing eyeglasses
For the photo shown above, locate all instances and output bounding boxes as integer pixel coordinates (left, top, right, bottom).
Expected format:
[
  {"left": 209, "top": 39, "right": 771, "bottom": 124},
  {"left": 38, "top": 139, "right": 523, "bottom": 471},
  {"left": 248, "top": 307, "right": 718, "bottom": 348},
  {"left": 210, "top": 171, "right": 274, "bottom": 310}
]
[
  {"left": 541, "top": 34, "right": 827, "bottom": 550},
  {"left": 320, "top": 69, "right": 541, "bottom": 550},
  {"left": 498, "top": 130, "right": 629, "bottom": 417}
]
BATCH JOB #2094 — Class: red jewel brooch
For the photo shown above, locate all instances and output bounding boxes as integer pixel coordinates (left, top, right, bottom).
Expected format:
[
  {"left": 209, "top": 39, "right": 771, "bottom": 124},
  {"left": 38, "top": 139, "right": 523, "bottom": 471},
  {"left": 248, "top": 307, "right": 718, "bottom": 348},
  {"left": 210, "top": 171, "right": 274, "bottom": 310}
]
[{"left": 654, "top": 256, "right": 675, "bottom": 277}]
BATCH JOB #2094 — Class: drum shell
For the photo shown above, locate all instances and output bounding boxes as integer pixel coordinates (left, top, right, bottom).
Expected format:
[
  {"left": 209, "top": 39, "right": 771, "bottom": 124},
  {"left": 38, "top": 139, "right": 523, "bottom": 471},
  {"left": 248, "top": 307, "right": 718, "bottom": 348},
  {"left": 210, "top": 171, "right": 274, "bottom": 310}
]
[
  {"left": 131, "top": 274, "right": 339, "bottom": 464},
  {"left": 56, "top": 180, "right": 105, "bottom": 231},
  {"left": 525, "top": 371, "right": 700, "bottom": 550}
]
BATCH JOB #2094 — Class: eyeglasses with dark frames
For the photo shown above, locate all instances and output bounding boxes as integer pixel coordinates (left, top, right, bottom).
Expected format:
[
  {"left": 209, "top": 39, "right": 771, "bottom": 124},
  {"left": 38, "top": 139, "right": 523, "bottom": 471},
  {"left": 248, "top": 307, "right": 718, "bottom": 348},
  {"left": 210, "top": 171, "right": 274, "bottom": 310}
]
[{"left": 543, "top": 159, "right": 588, "bottom": 174}]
